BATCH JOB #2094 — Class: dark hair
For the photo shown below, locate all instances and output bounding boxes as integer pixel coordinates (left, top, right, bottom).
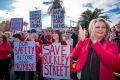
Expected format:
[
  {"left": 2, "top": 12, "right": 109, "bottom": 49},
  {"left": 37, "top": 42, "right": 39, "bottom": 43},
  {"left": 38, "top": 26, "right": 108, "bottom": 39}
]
[
  {"left": 13, "top": 33, "right": 22, "bottom": 40},
  {"left": 52, "top": 30, "right": 62, "bottom": 43},
  {"left": 27, "top": 30, "right": 32, "bottom": 33},
  {"left": 0, "top": 34, "right": 7, "bottom": 42},
  {"left": 2, "top": 35, "right": 7, "bottom": 42}
]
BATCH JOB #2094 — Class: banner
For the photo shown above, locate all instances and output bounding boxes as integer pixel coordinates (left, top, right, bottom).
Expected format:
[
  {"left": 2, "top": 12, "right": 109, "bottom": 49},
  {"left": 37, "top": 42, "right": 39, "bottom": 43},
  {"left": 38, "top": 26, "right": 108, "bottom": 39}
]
[
  {"left": 10, "top": 18, "right": 23, "bottom": 32},
  {"left": 30, "top": 10, "right": 42, "bottom": 29},
  {"left": 42, "top": 43, "right": 70, "bottom": 79},
  {"left": 14, "top": 41, "right": 36, "bottom": 71},
  {"left": 51, "top": 8, "right": 64, "bottom": 28}
]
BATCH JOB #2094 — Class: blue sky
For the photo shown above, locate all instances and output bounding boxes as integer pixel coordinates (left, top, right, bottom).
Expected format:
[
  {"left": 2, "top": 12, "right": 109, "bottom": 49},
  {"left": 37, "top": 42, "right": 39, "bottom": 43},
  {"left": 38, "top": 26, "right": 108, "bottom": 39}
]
[
  {"left": 0, "top": 0, "right": 16, "bottom": 11},
  {"left": 0, "top": 0, "right": 120, "bottom": 28}
]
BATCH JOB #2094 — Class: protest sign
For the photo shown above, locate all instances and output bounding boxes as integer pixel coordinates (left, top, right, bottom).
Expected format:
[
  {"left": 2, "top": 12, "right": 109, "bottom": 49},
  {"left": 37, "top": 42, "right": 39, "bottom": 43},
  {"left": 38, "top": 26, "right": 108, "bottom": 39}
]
[
  {"left": 10, "top": 18, "right": 23, "bottom": 32},
  {"left": 51, "top": 8, "right": 64, "bottom": 28},
  {"left": 42, "top": 43, "right": 70, "bottom": 79},
  {"left": 14, "top": 41, "right": 36, "bottom": 71},
  {"left": 30, "top": 10, "right": 42, "bottom": 29}
]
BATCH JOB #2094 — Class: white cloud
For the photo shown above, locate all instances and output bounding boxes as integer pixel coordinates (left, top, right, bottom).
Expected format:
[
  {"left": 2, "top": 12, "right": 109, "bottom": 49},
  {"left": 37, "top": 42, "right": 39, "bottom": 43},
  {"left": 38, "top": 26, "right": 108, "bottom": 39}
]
[
  {"left": 42, "top": 16, "right": 51, "bottom": 29},
  {"left": 109, "top": 13, "right": 120, "bottom": 25},
  {"left": 0, "top": 10, "right": 8, "bottom": 17},
  {"left": 0, "top": 0, "right": 120, "bottom": 28},
  {"left": 63, "top": 0, "right": 88, "bottom": 21},
  {"left": 0, "top": 0, "right": 51, "bottom": 28}
]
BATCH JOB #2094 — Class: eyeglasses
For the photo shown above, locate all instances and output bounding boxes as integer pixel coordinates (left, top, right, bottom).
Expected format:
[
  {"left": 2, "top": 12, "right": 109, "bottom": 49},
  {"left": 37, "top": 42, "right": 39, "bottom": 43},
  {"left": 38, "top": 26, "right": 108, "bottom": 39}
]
[
  {"left": 116, "top": 24, "right": 120, "bottom": 26},
  {"left": 65, "top": 32, "right": 69, "bottom": 33},
  {"left": 118, "top": 24, "right": 120, "bottom": 25}
]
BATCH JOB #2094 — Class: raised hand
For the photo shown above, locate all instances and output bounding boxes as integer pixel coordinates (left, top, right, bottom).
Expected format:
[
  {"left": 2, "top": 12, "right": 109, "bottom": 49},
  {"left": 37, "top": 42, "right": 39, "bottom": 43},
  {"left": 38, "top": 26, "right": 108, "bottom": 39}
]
[{"left": 79, "top": 26, "right": 87, "bottom": 41}]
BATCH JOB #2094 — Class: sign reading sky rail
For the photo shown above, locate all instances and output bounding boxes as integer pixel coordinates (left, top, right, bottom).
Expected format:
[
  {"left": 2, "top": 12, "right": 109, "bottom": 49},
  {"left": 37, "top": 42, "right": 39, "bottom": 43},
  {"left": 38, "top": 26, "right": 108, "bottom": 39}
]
[
  {"left": 51, "top": 8, "right": 64, "bottom": 28},
  {"left": 14, "top": 41, "right": 36, "bottom": 71},
  {"left": 10, "top": 18, "right": 23, "bottom": 32},
  {"left": 30, "top": 10, "right": 42, "bottom": 29},
  {"left": 42, "top": 43, "right": 70, "bottom": 79}
]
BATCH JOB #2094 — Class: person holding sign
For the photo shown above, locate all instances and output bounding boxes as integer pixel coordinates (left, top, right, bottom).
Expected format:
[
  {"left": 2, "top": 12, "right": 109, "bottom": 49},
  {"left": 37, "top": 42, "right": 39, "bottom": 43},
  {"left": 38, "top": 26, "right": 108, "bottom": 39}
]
[
  {"left": 13, "top": 33, "right": 25, "bottom": 80},
  {"left": 52, "top": 30, "right": 67, "bottom": 45},
  {"left": 44, "top": 30, "right": 67, "bottom": 80},
  {"left": 72, "top": 18, "right": 118, "bottom": 80},
  {"left": 0, "top": 34, "right": 11, "bottom": 80},
  {"left": 28, "top": 33, "right": 44, "bottom": 80},
  {"left": 53, "top": 30, "right": 72, "bottom": 80}
]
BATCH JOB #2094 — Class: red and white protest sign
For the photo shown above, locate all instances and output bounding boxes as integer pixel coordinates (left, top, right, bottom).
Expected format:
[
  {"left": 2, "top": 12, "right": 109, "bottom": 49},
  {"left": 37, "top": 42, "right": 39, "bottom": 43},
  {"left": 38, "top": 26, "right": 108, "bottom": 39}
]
[
  {"left": 14, "top": 41, "right": 36, "bottom": 71},
  {"left": 42, "top": 43, "right": 70, "bottom": 79}
]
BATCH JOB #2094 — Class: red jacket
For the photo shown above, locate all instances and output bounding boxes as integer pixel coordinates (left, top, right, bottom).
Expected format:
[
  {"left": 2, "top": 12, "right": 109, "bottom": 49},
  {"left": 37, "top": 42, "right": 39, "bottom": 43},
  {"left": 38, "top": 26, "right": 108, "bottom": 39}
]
[
  {"left": 35, "top": 39, "right": 42, "bottom": 60},
  {"left": 0, "top": 41, "right": 11, "bottom": 60},
  {"left": 72, "top": 38, "right": 118, "bottom": 80},
  {"left": 113, "top": 54, "right": 120, "bottom": 71}
]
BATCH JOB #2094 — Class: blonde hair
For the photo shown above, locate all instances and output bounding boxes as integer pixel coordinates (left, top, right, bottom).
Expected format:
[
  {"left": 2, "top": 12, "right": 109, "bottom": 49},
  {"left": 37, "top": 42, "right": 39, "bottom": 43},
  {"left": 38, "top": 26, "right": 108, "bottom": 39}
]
[
  {"left": 4, "top": 31, "right": 12, "bottom": 37},
  {"left": 31, "top": 33, "right": 38, "bottom": 39},
  {"left": 88, "top": 18, "right": 110, "bottom": 35}
]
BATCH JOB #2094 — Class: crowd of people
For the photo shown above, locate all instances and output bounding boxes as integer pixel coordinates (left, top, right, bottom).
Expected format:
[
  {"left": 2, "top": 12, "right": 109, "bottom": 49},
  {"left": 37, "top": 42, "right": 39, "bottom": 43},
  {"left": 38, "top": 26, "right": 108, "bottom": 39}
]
[{"left": 0, "top": 18, "right": 119, "bottom": 80}]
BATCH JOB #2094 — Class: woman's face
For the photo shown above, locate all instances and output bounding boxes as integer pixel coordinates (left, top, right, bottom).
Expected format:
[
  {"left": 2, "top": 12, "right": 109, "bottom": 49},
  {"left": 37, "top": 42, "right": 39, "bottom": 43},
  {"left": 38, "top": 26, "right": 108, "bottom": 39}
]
[
  {"left": 53, "top": 32, "right": 59, "bottom": 40},
  {"left": 13, "top": 38, "right": 20, "bottom": 42},
  {"left": 62, "top": 34, "right": 66, "bottom": 41},
  {"left": 0, "top": 35, "right": 3, "bottom": 42},
  {"left": 5, "top": 33, "right": 9, "bottom": 38},
  {"left": 92, "top": 21, "right": 107, "bottom": 39},
  {"left": 28, "top": 34, "right": 35, "bottom": 41}
]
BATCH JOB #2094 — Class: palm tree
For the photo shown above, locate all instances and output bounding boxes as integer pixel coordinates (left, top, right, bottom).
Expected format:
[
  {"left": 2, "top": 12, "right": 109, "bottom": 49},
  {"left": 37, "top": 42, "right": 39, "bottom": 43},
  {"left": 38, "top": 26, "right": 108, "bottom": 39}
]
[
  {"left": 77, "top": 8, "right": 109, "bottom": 29},
  {"left": 47, "top": 0, "right": 65, "bottom": 15}
]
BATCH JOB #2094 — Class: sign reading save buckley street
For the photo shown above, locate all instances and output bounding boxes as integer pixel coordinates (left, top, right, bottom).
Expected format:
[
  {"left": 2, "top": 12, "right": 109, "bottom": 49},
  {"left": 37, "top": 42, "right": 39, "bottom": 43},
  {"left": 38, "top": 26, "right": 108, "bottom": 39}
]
[{"left": 42, "top": 43, "right": 70, "bottom": 79}]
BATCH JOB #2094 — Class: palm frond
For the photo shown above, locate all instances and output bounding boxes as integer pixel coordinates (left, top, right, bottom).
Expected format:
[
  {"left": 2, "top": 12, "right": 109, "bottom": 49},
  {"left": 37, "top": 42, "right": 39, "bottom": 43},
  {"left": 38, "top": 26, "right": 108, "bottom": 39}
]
[{"left": 78, "top": 8, "right": 110, "bottom": 28}]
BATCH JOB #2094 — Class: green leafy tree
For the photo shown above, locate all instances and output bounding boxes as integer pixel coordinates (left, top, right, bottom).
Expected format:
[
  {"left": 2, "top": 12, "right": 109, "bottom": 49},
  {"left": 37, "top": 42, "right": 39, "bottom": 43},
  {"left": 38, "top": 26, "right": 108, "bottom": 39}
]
[{"left": 77, "top": 8, "right": 109, "bottom": 29}]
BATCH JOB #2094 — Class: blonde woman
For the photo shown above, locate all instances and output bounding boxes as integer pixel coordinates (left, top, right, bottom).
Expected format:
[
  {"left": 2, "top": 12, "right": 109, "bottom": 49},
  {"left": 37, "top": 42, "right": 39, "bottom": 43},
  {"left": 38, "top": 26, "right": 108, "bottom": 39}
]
[{"left": 72, "top": 18, "right": 118, "bottom": 80}]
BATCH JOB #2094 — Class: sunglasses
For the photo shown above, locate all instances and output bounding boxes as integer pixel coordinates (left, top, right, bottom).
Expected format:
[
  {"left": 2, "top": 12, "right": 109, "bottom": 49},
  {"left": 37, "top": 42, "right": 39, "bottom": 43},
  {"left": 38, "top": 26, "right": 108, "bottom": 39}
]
[
  {"left": 65, "top": 32, "right": 69, "bottom": 33},
  {"left": 117, "top": 24, "right": 120, "bottom": 25}
]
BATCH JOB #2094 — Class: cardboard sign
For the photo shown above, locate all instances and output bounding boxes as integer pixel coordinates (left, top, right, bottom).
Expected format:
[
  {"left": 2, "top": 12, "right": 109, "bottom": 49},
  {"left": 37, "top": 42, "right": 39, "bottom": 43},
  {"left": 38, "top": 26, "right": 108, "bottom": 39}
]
[
  {"left": 42, "top": 43, "right": 70, "bottom": 79},
  {"left": 51, "top": 8, "right": 64, "bottom": 28},
  {"left": 10, "top": 18, "right": 23, "bottom": 32},
  {"left": 30, "top": 10, "right": 42, "bottom": 29},
  {"left": 14, "top": 41, "right": 36, "bottom": 71}
]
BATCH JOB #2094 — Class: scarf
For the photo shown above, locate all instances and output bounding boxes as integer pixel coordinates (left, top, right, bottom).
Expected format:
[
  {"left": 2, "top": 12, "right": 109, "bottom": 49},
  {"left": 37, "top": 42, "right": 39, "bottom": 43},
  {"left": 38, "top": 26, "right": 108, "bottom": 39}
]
[{"left": 80, "top": 38, "right": 104, "bottom": 80}]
